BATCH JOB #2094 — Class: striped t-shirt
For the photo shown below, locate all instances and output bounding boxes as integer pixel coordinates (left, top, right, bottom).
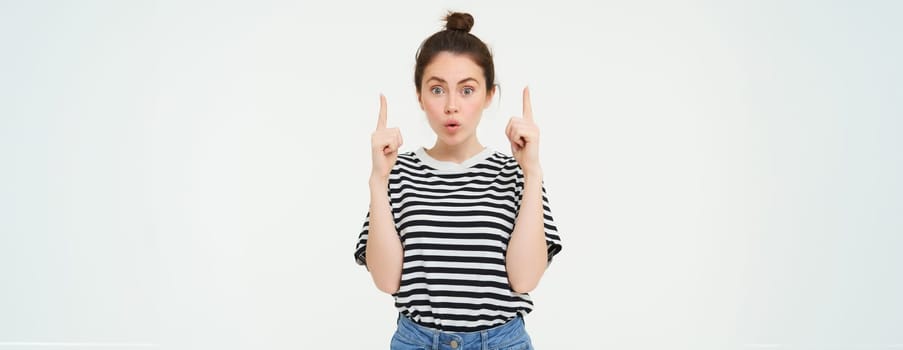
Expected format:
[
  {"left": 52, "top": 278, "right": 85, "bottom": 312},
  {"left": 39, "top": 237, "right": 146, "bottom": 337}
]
[{"left": 354, "top": 146, "right": 563, "bottom": 332}]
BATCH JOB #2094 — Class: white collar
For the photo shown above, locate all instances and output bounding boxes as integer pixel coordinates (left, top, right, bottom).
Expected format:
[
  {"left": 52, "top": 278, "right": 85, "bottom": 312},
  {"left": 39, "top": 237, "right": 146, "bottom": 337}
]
[{"left": 414, "top": 146, "right": 494, "bottom": 171}]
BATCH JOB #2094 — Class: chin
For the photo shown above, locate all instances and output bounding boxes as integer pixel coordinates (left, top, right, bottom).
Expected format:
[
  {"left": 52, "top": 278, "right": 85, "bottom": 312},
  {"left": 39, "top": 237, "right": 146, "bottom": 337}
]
[
  {"left": 439, "top": 134, "right": 469, "bottom": 146},
  {"left": 436, "top": 137, "right": 458, "bottom": 147}
]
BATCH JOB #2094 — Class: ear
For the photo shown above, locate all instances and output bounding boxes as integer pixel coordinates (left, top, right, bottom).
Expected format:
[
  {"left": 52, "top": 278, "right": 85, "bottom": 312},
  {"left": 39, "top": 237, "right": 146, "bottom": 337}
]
[
  {"left": 483, "top": 84, "right": 496, "bottom": 109},
  {"left": 416, "top": 91, "right": 425, "bottom": 111}
]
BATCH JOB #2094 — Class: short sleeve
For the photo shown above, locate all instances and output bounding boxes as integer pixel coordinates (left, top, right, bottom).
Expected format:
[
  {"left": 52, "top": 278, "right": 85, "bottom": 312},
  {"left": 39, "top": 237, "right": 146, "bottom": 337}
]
[
  {"left": 539, "top": 183, "right": 563, "bottom": 264},
  {"left": 513, "top": 165, "right": 563, "bottom": 265},
  {"left": 353, "top": 211, "right": 370, "bottom": 267}
]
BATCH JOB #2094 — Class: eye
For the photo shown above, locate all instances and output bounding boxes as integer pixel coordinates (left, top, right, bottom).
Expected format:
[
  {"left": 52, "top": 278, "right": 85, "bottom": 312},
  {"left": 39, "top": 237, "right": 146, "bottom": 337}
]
[
  {"left": 431, "top": 86, "right": 445, "bottom": 95},
  {"left": 462, "top": 87, "right": 475, "bottom": 96}
]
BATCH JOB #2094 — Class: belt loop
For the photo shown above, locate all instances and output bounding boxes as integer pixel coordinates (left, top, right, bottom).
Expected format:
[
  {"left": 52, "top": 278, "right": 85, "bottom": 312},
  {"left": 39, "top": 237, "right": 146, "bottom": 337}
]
[
  {"left": 481, "top": 330, "right": 489, "bottom": 350},
  {"left": 433, "top": 330, "right": 440, "bottom": 350}
]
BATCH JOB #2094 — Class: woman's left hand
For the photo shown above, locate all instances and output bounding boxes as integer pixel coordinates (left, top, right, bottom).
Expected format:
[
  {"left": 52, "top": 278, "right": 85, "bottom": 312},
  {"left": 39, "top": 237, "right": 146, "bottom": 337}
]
[{"left": 506, "top": 87, "right": 542, "bottom": 177}]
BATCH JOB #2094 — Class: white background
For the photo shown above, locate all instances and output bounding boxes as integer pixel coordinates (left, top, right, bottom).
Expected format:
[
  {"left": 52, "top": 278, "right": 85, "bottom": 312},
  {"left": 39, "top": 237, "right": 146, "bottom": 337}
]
[{"left": 1, "top": 0, "right": 901, "bottom": 349}]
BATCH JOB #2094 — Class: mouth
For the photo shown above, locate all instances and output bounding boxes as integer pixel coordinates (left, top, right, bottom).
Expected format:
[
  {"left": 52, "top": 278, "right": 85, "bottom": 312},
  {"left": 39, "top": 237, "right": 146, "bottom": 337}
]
[{"left": 444, "top": 120, "right": 461, "bottom": 131}]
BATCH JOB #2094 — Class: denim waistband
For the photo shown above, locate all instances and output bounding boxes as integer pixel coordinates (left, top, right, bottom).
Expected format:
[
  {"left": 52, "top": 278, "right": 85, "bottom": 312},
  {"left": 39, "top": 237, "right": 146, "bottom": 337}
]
[{"left": 393, "top": 313, "right": 531, "bottom": 350}]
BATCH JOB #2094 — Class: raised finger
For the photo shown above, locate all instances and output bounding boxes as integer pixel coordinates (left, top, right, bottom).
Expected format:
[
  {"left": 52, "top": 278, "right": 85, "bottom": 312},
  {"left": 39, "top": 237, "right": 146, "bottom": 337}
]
[
  {"left": 377, "top": 94, "right": 388, "bottom": 129},
  {"left": 522, "top": 87, "right": 533, "bottom": 121}
]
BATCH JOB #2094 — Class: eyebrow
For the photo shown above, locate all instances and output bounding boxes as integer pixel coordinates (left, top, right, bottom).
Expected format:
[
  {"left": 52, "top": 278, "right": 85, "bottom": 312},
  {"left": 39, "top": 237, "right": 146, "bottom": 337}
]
[{"left": 426, "top": 76, "right": 480, "bottom": 86}]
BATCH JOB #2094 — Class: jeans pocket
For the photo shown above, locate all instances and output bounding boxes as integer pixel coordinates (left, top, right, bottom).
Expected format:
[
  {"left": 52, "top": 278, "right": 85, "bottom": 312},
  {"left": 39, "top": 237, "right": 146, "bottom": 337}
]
[
  {"left": 494, "top": 341, "right": 532, "bottom": 350},
  {"left": 491, "top": 331, "right": 534, "bottom": 350},
  {"left": 390, "top": 331, "right": 428, "bottom": 350}
]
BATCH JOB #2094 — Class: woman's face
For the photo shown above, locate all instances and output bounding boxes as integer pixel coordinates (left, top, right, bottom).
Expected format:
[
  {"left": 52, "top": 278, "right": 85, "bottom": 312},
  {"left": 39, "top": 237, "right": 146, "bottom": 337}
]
[{"left": 418, "top": 52, "right": 494, "bottom": 147}]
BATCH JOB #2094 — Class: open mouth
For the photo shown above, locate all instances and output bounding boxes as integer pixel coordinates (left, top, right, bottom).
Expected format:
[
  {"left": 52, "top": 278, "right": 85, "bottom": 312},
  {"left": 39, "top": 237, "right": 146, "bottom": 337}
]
[{"left": 444, "top": 120, "right": 461, "bottom": 131}]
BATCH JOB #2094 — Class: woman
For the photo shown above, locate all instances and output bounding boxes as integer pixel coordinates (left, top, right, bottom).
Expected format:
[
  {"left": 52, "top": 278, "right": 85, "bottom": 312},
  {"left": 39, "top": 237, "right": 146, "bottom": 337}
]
[{"left": 354, "top": 11, "right": 562, "bottom": 349}]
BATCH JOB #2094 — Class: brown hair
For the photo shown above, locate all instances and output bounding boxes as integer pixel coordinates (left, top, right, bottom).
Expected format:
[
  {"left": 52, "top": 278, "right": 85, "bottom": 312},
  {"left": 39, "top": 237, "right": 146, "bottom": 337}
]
[{"left": 414, "top": 12, "right": 495, "bottom": 96}]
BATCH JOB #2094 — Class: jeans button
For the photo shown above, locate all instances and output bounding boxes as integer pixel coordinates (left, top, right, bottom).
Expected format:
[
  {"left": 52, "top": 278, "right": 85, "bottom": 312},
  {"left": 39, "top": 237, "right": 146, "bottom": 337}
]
[{"left": 450, "top": 340, "right": 458, "bottom": 348}]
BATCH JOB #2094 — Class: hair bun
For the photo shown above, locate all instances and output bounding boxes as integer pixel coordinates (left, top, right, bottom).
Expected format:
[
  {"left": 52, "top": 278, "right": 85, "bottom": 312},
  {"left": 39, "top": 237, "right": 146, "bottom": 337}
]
[{"left": 444, "top": 12, "right": 474, "bottom": 33}]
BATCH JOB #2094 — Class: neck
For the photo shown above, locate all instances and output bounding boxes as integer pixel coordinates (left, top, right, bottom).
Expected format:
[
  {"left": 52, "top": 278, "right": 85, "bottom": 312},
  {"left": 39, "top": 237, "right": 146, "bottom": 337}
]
[{"left": 426, "top": 137, "right": 485, "bottom": 164}]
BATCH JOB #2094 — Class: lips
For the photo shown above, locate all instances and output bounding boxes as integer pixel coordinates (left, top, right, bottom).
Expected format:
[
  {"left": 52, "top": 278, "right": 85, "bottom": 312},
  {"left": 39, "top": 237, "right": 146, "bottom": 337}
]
[{"left": 444, "top": 120, "right": 461, "bottom": 132}]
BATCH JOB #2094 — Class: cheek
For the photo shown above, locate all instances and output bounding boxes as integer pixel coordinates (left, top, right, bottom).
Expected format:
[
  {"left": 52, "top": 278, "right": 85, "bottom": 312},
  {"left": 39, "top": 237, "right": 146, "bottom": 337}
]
[
  {"left": 463, "top": 98, "right": 486, "bottom": 115},
  {"left": 422, "top": 99, "right": 445, "bottom": 122},
  {"left": 428, "top": 98, "right": 444, "bottom": 109}
]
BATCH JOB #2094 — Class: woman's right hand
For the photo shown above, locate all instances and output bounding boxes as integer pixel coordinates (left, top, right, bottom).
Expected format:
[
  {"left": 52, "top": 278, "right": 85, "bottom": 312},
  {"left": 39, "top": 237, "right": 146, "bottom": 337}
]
[{"left": 371, "top": 94, "right": 403, "bottom": 181}]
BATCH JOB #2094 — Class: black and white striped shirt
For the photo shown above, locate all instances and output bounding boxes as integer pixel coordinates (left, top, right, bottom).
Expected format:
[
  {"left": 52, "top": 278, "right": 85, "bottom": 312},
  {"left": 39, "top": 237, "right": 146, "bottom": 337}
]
[{"left": 354, "top": 147, "right": 563, "bottom": 332}]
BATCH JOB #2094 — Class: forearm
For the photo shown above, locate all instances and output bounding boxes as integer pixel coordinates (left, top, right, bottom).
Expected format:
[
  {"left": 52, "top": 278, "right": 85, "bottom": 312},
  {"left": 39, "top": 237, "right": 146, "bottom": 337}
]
[
  {"left": 505, "top": 173, "right": 548, "bottom": 293},
  {"left": 365, "top": 176, "right": 403, "bottom": 294}
]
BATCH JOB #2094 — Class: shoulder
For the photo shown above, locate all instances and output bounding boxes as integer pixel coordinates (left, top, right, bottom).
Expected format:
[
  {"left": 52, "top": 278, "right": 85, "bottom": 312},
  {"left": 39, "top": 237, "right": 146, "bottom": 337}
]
[
  {"left": 486, "top": 150, "right": 523, "bottom": 174},
  {"left": 392, "top": 151, "right": 427, "bottom": 173},
  {"left": 397, "top": 151, "right": 417, "bottom": 162}
]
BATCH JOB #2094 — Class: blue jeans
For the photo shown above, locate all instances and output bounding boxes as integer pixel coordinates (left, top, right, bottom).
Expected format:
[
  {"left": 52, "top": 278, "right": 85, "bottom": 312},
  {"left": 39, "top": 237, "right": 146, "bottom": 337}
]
[{"left": 390, "top": 314, "right": 534, "bottom": 350}]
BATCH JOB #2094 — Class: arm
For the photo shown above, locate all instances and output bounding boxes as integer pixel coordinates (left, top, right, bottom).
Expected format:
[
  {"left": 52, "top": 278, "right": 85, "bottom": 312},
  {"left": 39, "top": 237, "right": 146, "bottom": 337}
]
[
  {"left": 504, "top": 87, "right": 549, "bottom": 293},
  {"left": 365, "top": 94, "right": 404, "bottom": 294},
  {"left": 365, "top": 176, "right": 403, "bottom": 294},
  {"left": 505, "top": 171, "right": 549, "bottom": 294}
]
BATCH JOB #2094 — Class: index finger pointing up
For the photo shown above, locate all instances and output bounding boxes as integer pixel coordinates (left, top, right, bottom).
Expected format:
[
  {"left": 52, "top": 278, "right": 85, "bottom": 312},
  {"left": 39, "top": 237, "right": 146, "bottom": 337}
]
[
  {"left": 377, "top": 94, "right": 388, "bottom": 129},
  {"left": 522, "top": 87, "right": 533, "bottom": 121}
]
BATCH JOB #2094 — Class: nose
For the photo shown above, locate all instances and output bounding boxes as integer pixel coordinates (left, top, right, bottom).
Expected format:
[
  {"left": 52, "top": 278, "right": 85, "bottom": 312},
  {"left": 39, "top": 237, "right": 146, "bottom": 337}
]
[{"left": 444, "top": 95, "right": 458, "bottom": 115}]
